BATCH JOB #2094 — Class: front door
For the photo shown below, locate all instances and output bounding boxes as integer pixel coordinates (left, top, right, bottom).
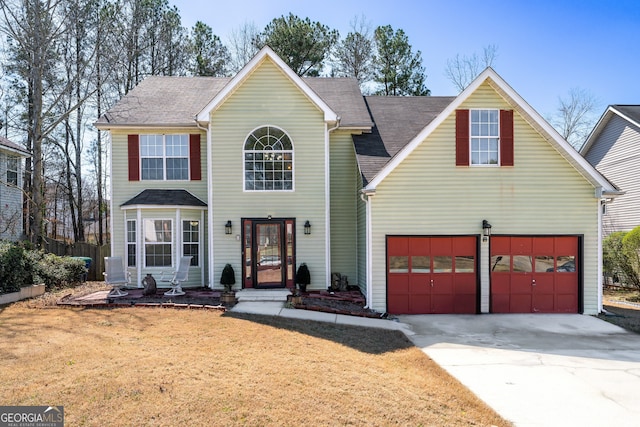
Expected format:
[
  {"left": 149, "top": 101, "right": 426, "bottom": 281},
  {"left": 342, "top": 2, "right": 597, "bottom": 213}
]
[{"left": 242, "top": 218, "right": 295, "bottom": 289}]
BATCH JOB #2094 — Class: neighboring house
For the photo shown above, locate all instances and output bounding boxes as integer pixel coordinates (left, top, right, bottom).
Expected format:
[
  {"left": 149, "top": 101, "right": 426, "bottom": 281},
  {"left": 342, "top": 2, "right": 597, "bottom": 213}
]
[
  {"left": 0, "top": 136, "right": 29, "bottom": 241},
  {"left": 96, "top": 47, "right": 619, "bottom": 315},
  {"left": 581, "top": 105, "right": 640, "bottom": 235}
]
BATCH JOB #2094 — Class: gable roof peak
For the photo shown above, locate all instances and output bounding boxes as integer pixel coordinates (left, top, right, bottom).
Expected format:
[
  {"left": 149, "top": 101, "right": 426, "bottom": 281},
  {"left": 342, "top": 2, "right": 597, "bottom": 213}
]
[{"left": 196, "top": 45, "right": 339, "bottom": 124}]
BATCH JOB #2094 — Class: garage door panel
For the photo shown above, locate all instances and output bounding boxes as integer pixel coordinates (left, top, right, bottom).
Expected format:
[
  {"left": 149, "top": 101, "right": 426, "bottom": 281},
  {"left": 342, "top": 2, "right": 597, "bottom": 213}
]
[
  {"left": 409, "top": 294, "right": 430, "bottom": 314},
  {"left": 387, "top": 236, "right": 478, "bottom": 314},
  {"left": 454, "top": 274, "right": 477, "bottom": 293},
  {"left": 454, "top": 294, "right": 477, "bottom": 314},
  {"left": 511, "top": 294, "right": 532, "bottom": 312},
  {"left": 490, "top": 236, "right": 579, "bottom": 314},
  {"left": 431, "top": 294, "right": 454, "bottom": 313}
]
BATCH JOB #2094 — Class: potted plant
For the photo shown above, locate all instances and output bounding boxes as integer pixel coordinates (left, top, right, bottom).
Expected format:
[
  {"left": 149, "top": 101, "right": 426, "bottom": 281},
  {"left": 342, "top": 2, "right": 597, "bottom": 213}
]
[
  {"left": 220, "top": 263, "right": 237, "bottom": 304},
  {"left": 296, "top": 263, "right": 311, "bottom": 293}
]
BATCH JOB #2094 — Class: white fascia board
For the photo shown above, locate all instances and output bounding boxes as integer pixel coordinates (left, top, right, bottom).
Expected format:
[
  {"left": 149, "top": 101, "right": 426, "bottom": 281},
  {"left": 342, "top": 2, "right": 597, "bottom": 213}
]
[
  {"left": 121, "top": 204, "right": 207, "bottom": 211},
  {"left": 580, "top": 106, "right": 616, "bottom": 154},
  {"left": 196, "top": 46, "right": 339, "bottom": 124},
  {"left": 0, "top": 146, "right": 30, "bottom": 157},
  {"left": 95, "top": 123, "right": 200, "bottom": 131},
  {"left": 365, "top": 67, "right": 618, "bottom": 194}
]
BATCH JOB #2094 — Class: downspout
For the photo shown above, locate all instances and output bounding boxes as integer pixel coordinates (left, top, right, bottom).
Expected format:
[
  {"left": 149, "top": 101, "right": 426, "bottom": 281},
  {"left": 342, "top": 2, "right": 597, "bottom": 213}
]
[
  {"left": 360, "top": 188, "right": 375, "bottom": 309},
  {"left": 597, "top": 196, "right": 604, "bottom": 313},
  {"left": 325, "top": 116, "right": 341, "bottom": 289},
  {"left": 195, "top": 118, "right": 213, "bottom": 288}
]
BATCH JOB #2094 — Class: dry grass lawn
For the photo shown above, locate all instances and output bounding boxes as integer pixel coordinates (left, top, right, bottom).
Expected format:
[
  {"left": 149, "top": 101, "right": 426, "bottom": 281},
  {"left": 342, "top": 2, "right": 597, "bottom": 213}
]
[{"left": 0, "top": 289, "right": 508, "bottom": 426}]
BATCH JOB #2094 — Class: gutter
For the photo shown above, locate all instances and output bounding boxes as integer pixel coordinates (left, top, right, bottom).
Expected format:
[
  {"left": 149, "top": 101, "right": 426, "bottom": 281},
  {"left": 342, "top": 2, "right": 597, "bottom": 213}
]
[
  {"left": 195, "top": 118, "right": 214, "bottom": 289},
  {"left": 360, "top": 188, "right": 376, "bottom": 309}
]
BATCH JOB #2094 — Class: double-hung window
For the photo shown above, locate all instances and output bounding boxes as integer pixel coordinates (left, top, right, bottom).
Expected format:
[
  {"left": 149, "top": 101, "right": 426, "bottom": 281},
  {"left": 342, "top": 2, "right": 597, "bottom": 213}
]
[
  {"left": 144, "top": 219, "right": 172, "bottom": 267},
  {"left": 182, "top": 220, "right": 200, "bottom": 266},
  {"left": 140, "top": 134, "right": 189, "bottom": 180},
  {"left": 471, "top": 109, "right": 499, "bottom": 166},
  {"left": 6, "top": 156, "right": 18, "bottom": 185},
  {"left": 456, "top": 109, "right": 514, "bottom": 167},
  {"left": 126, "top": 220, "right": 136, "bottom": 267}
]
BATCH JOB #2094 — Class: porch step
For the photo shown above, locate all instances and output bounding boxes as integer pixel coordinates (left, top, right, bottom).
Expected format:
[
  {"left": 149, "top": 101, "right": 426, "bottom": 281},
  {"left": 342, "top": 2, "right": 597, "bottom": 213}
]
[{"left": 235, "top": 289, "right": 291, "bottom": 302}]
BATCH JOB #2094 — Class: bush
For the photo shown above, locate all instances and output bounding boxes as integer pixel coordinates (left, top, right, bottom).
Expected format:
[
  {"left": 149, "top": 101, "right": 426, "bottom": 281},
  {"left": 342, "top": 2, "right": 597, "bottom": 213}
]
[
  {"left": 0, "top": 242, "right": 35, "bottom": 294},
  {"left": 35, "top": 253, "right": 87, "bottom": 290},
  {"left": 0, "top": 242, "right": 87, "bottom": 293},
  {"left": 604, "top": 228, "right": 640, "bottom": 289}
]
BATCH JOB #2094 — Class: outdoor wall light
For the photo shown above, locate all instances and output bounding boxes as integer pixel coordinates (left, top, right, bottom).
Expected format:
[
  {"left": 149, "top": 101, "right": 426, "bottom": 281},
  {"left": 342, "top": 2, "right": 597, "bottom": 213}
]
[
  {"left": 225, "top": 220, "right": 232, "bottom": 235},
  {"left": 304, "top": 220, "right": 311, "bottom": 235},
  {"left": 482, "top": 219, "right": 492, "bottom": 242}
]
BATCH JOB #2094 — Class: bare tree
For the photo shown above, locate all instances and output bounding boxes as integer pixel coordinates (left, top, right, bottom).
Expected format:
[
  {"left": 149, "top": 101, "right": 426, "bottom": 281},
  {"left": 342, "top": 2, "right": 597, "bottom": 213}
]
[
  {"left": 445, "top": 45, "right": 498, "bottom": 92},
  {"left": 227, "top": 21, "right": 259, "bottom": 73},
  {"left": 549, "top": 87, "right": 599, "bottom": 149},
  {"left": 332, "top": 15, "right": 374, "bottom": 86}
]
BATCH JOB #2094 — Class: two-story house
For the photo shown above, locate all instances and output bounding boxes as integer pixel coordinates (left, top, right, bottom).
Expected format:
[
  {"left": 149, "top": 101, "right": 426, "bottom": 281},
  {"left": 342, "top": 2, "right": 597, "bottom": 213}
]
[
  {"left": 96, "top": 47, "right": 619, "bottom": 315},
  {"left": 581, "top": 105, "right": 640, "bottom": 235},
  {"left": 0, "top": 136, "right": 29, "bottom": 241}
]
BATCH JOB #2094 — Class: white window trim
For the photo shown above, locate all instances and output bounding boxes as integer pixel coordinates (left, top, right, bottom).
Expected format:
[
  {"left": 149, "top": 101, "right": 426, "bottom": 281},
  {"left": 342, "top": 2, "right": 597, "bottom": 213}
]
[
  {"left": 469, "top": 108, "right": 500, "bottom": 167},
  {"left": 243, "top": 125, "right": 295, "bottom": 192},
  {"left": 143, "top": 218, "right": 174, "bottom": 268},
  {"left": 182, "top": 219, "right": 201, "bottom": 267},
  {"left": 126, "top": 219, "right": 137, "bottom": 267},
  {"left": 140, "top": 134, "right": 190, "bottom": 181},
  {"left": 6, "top": 155, "right": 18, "bottom": 186}
]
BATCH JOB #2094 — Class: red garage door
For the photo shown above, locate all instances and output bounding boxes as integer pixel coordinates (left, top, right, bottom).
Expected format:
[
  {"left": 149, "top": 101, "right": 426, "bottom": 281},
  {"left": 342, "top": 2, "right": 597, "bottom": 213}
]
[
  {"left": 387, "top": 236, "right": 478, "bottom": 314},
  {"left": 490, "top": 236, "right": 579, "bottom": 313}
]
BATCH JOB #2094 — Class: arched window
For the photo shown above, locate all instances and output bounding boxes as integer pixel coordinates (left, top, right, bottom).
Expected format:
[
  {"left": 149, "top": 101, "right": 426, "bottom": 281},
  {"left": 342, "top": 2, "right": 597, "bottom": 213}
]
[{"left": 244, "top": 126, "right": 294, "bottom": 191}]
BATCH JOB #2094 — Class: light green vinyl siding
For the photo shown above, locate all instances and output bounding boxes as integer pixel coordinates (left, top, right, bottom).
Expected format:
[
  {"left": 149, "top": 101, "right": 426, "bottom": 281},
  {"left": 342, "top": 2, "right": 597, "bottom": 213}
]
[
  {"left": 210, "top": 58, "right": 327, "bottom": 289},
  {"left": 330, "top": 131, "right": 359, "bottom": 285},
  {"left": 109, "top": 129, "right": 208, "bottom": 287},
  {"left": 369, "top": 82, "right": 601, "bottom": 314}
]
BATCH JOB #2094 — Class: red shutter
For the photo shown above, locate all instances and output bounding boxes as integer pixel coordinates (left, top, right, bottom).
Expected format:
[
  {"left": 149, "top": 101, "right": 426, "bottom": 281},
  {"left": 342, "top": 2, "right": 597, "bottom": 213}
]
[
  {"left": 500, "top": 110, "right": 514, "bottom": 166},
  {"left": 189, "top": 134, "right": 201, "bottom": 180},
  {"left": 455, "top": 110, "right": 470, "bottom": 166},
  {"left": 128, "top": 134, "right": 139, "bottom": 181}
]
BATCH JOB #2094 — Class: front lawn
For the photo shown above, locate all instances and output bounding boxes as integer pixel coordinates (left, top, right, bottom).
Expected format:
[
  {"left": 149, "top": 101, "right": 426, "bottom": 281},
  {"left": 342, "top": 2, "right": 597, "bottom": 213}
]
[{"left": 0, "top": 303, "right": 508, "bottom": 426}]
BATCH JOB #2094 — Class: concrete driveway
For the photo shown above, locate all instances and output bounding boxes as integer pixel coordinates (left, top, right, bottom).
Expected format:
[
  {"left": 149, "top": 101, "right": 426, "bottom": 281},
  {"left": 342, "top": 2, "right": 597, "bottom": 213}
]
[{"left": 397, "top": 314, "right": 640, "bottom": 427}]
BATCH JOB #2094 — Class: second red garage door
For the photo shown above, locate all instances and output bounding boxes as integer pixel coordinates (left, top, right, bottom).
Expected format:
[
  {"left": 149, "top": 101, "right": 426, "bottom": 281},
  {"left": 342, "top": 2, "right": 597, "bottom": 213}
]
[
  {"left": 387, "top": 236, "right": 478, "bottom": 314},
  {"left": 490, "top": 236, "right": 580, "bottom": 313}
]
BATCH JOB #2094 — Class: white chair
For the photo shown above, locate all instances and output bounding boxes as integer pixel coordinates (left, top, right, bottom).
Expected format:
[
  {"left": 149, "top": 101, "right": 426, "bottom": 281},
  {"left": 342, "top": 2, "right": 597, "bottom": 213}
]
[
  {"left": 160, "top": 256, "right": 192, "bottom": 296},
  {"left": 103, "top": 257, "right": 130, "bottom": 297}
]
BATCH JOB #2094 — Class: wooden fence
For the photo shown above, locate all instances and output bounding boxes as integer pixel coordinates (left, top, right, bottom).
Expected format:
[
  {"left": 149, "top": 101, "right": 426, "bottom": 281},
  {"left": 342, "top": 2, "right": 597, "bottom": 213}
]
[{"left": 44, "top": 240, "right": 111, "bottom": 281}]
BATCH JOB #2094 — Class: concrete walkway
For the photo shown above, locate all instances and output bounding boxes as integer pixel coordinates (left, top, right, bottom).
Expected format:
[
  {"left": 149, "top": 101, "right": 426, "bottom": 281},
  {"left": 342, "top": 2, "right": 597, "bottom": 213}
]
[
  {"left": 232, "top": 302, "right": 640, "bottom": 426},
  {"left": 230, "top": 301, "right": 410, "bottom": 332}
]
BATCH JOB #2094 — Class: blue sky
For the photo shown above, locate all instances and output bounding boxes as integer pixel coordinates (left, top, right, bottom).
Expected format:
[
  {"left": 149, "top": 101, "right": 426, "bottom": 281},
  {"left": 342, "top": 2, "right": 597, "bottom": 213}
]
[{"left": 173, "top": 0, "right": 640, "bottom": 118}]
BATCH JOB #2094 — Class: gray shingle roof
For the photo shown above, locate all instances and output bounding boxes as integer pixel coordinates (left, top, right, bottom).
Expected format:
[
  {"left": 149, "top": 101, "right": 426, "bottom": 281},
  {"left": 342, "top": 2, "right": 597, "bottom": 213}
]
[
  {"left": 305, "top": 78, "right": 372, "bottom": 128},
  {"left": 96, "top": 75, "right": 371, "bottom": 128},
  {"left": 0, "top": 136, "right": 29, "bottom": 156},
  {"left": 613, "top": 105, "right": 640, "bottom": 124},
  {"left": 97, "top": 76, "right": 231, "bottom": 127},
  {"left": 121, "top": 189, "right": 207, "bottom": 207},
  {"left": 353, "top": 96, "right": 455, "bottom": 185}
]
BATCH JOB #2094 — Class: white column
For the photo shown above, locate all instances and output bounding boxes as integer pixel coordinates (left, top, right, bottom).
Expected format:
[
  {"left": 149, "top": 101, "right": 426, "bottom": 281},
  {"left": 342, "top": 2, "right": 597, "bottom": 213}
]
[{"left": 480, "top": 236, "right": 490, "bottom": 313}]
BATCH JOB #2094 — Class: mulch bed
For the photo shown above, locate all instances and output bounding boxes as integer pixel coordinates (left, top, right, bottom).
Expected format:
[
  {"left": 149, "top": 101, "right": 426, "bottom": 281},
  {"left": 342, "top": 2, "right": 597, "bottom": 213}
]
[{"left": 293, "top": 290, "right": 386, "bottom": 318}]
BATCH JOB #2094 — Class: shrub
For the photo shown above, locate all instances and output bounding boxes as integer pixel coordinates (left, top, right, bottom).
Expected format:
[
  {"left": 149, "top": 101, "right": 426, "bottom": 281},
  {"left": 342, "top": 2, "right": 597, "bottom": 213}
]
[
  {"left": 220, "top": 264, "right": 236, "bottom": 292},
  {"left": 604, "top": 228, "right": 640, "bottom": 289},
  {"left": 0, "top": 242, "right": 35, "bottom": 294},
  {"left": 35, "top": 253, "right": 86, "bottom": 290}
]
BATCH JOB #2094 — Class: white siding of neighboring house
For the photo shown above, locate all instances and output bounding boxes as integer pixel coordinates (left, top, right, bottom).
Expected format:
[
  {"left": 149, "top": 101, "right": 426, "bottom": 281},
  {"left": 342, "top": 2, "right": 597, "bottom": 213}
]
[
  {"left": 584, "top": 114, "right": 640, "bottom": 234},
  {"left": 367, "top": 82, "right": 601, "bottom": 314},
  {"left": 0, "top": 150, "right": 24, "bottom": 241}
]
